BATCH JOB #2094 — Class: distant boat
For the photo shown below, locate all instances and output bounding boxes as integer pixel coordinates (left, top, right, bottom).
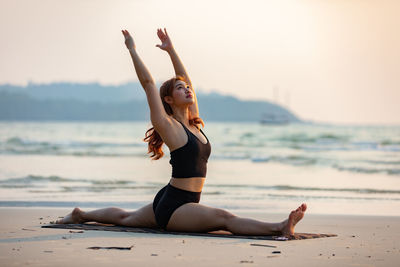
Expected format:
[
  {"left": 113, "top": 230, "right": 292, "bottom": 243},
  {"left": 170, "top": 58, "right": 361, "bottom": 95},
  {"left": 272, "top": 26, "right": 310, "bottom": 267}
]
[{"left": 260, "top": 113, "right": 290, "bottom": 125}]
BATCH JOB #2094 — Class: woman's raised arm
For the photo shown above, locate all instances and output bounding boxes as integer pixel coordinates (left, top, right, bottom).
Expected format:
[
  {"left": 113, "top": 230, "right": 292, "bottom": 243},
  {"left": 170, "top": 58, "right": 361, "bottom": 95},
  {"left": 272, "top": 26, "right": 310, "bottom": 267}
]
[
  {"left": 122, "top": 29, "right": 170, "bottom": 129},
  {"left": 156, "top": 28, "right": 200, "bottom": 119}
]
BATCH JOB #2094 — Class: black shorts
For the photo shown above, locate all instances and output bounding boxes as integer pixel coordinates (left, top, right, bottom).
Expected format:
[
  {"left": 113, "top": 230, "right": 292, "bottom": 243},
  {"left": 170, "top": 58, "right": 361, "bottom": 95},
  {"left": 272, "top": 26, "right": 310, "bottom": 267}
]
[{"left": 152, "top": 183, "right": 201, "bottom": 229}]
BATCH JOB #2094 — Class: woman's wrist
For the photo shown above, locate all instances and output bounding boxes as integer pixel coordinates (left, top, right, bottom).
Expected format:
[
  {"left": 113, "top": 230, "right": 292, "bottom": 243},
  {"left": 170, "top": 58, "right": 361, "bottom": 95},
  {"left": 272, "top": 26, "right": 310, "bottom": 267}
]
[{"left": 166, "top": 46, "right": 176, "bottom": 54}]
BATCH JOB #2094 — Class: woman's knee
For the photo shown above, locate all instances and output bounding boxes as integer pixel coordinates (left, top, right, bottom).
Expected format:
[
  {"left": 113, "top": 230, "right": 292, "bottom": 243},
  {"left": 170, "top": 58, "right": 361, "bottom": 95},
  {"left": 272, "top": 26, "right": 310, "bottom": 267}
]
[
  {"left": 107, "top": 207, "right": 130, "bottom": 223},
  {"left": 119, "top": 210, "right": 142, "bottom": 226},
  {"left": 119, "top": 211, "right": 130, "bottom": 220},
  {"left": 214, "top": 208, "right": 236, "bottom": 222}
]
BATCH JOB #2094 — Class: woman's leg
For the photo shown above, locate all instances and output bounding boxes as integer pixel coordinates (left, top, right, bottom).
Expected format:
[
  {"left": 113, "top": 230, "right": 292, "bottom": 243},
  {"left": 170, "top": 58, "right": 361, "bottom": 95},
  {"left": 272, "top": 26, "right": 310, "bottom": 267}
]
[
  {"left": 167, "top": 203, "right": 307, "bottom": 236},
  {"left": 56, "top": 203, "right": 158, "bottom": 228}
]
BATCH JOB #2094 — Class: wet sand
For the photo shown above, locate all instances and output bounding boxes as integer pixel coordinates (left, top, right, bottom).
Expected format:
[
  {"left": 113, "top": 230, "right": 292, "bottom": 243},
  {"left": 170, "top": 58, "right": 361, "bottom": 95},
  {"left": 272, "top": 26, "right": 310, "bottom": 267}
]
[{"left": 0, "top": 207, "right": 399, "bottom": 266}]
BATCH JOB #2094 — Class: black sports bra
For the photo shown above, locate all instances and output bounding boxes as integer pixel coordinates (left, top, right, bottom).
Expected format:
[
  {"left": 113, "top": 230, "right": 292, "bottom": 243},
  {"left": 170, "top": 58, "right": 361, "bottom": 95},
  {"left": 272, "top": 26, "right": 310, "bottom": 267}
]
[{"left": 169, "top": 120, "right": 211, "bottom": 178}]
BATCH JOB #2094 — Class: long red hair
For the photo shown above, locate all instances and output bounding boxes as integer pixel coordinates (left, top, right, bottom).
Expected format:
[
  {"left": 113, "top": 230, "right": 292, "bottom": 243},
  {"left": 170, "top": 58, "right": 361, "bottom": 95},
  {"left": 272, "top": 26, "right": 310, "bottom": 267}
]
[{"left": 143, "top": 76, "right": 204, "bottom": 160}]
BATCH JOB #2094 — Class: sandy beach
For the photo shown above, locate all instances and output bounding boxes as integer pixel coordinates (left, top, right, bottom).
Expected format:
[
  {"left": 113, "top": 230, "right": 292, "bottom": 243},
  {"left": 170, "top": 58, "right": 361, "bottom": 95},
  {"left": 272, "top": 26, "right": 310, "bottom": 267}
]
[{"left": 0, "top": 207, "right": 399, "bottom": 266}]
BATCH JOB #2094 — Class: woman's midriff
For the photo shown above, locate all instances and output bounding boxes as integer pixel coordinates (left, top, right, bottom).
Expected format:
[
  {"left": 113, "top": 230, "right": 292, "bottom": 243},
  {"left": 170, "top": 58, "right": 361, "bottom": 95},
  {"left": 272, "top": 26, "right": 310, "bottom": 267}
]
[{"left": 169, "top": 177, "right": 205, "bottom": 192}]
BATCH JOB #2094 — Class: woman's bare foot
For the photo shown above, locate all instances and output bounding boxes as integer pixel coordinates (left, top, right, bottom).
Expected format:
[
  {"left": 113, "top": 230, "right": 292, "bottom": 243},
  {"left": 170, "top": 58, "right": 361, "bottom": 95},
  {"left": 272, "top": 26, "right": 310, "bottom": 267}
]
[
  {"left": 281, "top": 203, "right": 307, "bottom": 236},
  {"left": 55, "top": 207, "right": 85, "bottom": 224}
]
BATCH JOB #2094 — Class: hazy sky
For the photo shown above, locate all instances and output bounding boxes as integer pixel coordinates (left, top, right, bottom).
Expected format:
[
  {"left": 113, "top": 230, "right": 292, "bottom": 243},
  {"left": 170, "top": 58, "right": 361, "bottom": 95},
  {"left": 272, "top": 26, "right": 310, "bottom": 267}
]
[{"left": 1, "top": 0, "right": 399, "bottom": 125}]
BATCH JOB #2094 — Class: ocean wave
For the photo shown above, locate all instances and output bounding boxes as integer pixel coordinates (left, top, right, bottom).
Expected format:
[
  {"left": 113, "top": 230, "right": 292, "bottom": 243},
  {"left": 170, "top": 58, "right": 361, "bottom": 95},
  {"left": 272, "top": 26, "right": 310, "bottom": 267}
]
[
  {"left": 332, "top": 165, "right": 400, "bottom": 176},
  {"left": 289, "top": 142, "right": 400, "bottom": 152},
  {"left": 249, "top": 155, "right": 400, "bottom": 175},
  {"left": 0, "top": 175, "right": 134, "bottom": 185},
  {"left": 212, "top": 154, "right": 251, "bottom": 160},
  {"left": 380, "top": 140, "right": 400, "bottom": 146},
  {"left": 206, "top": 184, "right": 400, "bottom": 194},
  {"left": 1, "top": 138, "right": 148, "bottom": 157},
  {"left": 218, "top": 141, "right": 400, "bottom": 153},
  {"left": 0, "top": 175, "right": 79, "bottom": 184},
  {"left": 1, "top": 137, "right": 146, "bottom": 156},
  {"left": 217, "top": 129, "right": 400, "bottom": 152},
  {"left": 5, "top": 137, "right": 27, "bottom": 145},
  {"left": 221, "top": 142, "right": 248, "bottom": 147},
  {"left": 3, "top": 175, "right": 399, "bottom": 195},
  {"left": 221, "top": 133, "right": 350, "bottom": 149},
  {"left": 214, "top": 154, "right": 319, "bottom": 165},
  {"left": 250, "top": 155, "right": 319, "bottom": 166},
  {"left": 59, "top": 185, "right": 158, "bottom": 193},
  {"left": 266, "top": 193, "right": 400, "bottom": 201},
  {"left": 3, "top": 137, "right": 144, "bottom": 147},
  {"left": 363, "top": 159, "right": 400, "bottom": 165},
  {"left": 271, "top": 133, "right": 349, "bottom": 143},
  {"left": 240, "top": 132, "right": 255, "bottom": 138},
  {"left": 202, "top": 191, "right": 224, "bottom": 195},
  {"left": 0, "top": 175, "right": 165, "bottom": 192},
  {"left": 1, "top": 148, "right": 147, "bottom": 157}
]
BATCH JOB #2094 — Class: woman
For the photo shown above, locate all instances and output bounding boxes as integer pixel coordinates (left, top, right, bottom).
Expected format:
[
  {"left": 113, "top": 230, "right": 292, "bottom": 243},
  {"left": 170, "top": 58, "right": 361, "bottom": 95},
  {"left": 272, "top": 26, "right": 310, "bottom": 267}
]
[{"left": 56, "top": 28, "right": 307, "bottom": 236}]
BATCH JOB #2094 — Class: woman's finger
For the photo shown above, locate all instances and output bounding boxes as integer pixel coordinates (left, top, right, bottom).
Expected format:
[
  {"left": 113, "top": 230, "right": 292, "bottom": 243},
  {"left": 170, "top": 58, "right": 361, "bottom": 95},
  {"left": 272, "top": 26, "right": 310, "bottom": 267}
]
[{"left": 157, "top": 29, "right": 164, "bottom": 39}]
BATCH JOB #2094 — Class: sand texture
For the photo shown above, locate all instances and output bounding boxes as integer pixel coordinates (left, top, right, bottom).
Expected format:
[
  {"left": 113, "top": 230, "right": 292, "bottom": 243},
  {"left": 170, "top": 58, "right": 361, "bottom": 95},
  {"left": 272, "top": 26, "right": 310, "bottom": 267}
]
[{"left": 0, "top": 208, "right": 399, "bottom": 266}]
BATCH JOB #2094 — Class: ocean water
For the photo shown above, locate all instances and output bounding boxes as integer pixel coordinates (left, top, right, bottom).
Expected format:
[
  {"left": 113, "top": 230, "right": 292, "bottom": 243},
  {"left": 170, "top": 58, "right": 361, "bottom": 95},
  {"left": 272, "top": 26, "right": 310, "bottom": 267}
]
[{"left": 0, "top": 121, "right": 399, "bottom": 216}]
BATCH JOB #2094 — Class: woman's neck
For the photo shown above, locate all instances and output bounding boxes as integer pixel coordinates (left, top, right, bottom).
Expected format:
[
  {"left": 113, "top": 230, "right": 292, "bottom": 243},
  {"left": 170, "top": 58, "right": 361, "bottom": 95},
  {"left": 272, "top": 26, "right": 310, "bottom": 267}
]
[{"left": 172, "top": 107, "right": 190, "bottom": 125}]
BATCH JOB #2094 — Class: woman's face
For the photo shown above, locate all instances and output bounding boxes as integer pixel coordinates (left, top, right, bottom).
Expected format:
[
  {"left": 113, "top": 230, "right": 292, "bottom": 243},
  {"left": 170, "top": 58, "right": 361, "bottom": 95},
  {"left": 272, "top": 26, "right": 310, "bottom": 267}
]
[{"left": 170, "top": 80, "right": 194, "bottom": 106}]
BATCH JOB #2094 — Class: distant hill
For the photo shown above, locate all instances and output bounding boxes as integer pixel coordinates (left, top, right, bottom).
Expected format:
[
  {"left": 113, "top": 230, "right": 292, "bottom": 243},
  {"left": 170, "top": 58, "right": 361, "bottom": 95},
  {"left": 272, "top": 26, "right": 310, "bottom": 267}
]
[
  {"left": 0, "top": 82, "right": 300, "bottom": 122},
  {"left": 0, "top": 82, "right": 146, "bottom": 103}
]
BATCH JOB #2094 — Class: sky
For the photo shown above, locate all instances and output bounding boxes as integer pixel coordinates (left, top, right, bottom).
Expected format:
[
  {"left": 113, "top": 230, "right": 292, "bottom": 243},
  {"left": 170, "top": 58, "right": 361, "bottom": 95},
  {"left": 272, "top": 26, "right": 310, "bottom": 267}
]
[{"left": 1, "top": 0, "right": 399, "bottom": 125}]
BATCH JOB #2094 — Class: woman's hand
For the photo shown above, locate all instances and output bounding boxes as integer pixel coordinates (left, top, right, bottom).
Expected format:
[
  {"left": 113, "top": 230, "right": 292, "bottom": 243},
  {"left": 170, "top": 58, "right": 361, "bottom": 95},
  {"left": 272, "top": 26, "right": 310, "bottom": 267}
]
[
  {"left": 121, "top": 29, "right": 135, "bottom": 51},
  {"left": 156, "top": 28, "right": 173, "bottom": 52}
]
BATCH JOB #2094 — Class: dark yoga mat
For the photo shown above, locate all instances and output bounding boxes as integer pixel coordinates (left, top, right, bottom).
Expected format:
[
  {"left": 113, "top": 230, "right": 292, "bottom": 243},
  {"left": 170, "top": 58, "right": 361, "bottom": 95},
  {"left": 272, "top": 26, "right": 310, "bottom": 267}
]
[{"left": 42, "top": 223, "right": 337, "bottom": 241}]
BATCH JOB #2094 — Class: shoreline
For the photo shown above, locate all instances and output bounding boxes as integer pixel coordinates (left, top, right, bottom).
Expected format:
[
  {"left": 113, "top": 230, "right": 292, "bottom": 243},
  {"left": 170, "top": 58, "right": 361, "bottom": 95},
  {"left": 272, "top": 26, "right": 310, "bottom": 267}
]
[
  {"left": 1, "top": 208, "right": 399, "bottom": 266},
  {"left": 2, "top": 154, "right": 400, "bottom": 217}
]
